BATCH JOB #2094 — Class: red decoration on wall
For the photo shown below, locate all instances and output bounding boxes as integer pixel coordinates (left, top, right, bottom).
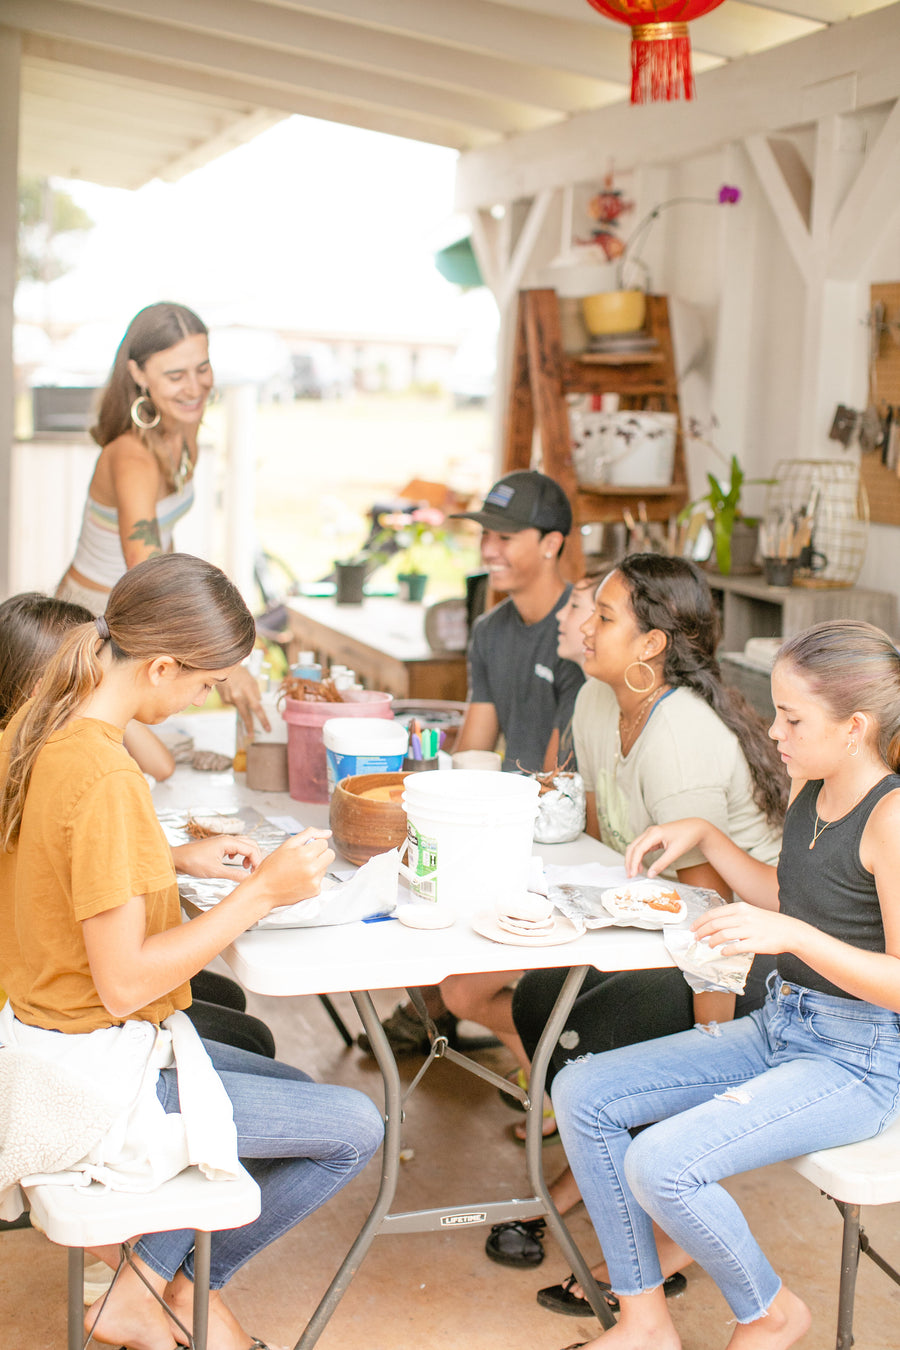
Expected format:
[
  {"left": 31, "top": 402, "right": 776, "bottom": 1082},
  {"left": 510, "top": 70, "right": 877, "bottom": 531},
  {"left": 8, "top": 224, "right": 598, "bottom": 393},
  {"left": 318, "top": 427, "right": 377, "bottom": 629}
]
[{"left": 584, "top": 0, "right": 727, "bottom": 103}]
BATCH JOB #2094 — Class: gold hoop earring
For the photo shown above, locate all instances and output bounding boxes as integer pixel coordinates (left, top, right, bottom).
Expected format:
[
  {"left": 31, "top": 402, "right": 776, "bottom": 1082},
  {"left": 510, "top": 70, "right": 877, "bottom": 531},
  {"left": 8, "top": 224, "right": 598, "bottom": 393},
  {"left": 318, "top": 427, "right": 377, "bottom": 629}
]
[
  {"left": 624, "top": 660, "right": 656, "bottom": 694},
  {"left": 847, "top": 738, "right": 860, "bottom": 757},
  {"left": 130, "top": 393, "right": 160, "bottom": 430}
]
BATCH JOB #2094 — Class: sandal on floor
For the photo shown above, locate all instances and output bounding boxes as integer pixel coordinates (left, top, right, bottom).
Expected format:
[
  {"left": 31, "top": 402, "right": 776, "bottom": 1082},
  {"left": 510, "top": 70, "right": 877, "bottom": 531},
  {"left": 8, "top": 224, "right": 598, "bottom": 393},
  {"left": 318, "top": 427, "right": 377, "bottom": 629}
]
[
  {"left": 538, "top": 1270, "right": 688, "bottom": 1317},
  {"left": 484, "top": 1217, "right": 546, "bottom": 1267}
]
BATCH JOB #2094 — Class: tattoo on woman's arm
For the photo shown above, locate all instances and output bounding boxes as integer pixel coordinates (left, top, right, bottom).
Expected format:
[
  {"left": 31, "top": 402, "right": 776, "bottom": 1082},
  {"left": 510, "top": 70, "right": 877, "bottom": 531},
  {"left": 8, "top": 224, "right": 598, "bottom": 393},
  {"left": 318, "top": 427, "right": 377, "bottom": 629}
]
[{"left": 129, "top": 519, "right": 162, "bottom": 551}]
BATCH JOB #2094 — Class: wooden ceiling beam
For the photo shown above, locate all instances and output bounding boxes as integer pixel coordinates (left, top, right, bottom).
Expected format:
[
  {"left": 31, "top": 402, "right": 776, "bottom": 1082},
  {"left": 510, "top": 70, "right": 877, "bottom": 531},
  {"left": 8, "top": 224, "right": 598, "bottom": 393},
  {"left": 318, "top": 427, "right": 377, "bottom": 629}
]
[
  {"left": 56, "top": 0, "right": 616, "bottom": 115},
  {"left": 455, "top": 3, "right": 900, "bottom": 210},
  {"left": 11, "top": 0, "right": 552, "bottom": 137},
  {"left": 22, "top": 35, "right": 495, "bottom": 154}
]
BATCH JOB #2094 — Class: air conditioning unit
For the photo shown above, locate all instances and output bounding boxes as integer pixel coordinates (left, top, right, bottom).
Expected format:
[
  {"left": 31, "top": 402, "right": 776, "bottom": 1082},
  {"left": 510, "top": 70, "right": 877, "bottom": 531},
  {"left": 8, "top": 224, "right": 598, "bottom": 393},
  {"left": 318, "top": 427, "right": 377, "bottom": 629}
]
[{"left": 31, "top": 387, "right": 99, "bottom": 434}]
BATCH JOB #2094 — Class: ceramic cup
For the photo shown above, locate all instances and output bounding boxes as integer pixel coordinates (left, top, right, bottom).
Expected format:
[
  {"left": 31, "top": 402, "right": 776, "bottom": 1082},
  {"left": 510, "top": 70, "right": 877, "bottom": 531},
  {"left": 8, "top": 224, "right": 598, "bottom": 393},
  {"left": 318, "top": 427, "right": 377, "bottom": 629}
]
[
  {"left": 451, "top": 749, "right": 502, "bottom": 771},
  {"left": 764, "top": 557, "right": 796, "bottom": 587}
]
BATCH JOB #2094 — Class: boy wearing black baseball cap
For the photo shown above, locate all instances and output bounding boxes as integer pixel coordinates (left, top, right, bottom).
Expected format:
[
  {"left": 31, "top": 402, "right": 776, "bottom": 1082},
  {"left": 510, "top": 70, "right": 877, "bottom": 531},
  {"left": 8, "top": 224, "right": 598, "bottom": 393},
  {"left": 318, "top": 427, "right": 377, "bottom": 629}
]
[
  {"left": 451, "top": 470, "right": 584, "bottom": 773},
  {"left": 356, "top": 471, "right": 584, "bottom": 1060}
]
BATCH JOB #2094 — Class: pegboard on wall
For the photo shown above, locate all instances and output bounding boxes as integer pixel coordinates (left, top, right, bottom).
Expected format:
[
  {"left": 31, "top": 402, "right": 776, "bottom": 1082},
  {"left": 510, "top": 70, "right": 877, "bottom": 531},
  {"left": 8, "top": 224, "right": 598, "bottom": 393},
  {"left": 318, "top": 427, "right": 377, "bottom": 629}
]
[{"left": 858, "top": 281, "right": 900, "bottom": 526}]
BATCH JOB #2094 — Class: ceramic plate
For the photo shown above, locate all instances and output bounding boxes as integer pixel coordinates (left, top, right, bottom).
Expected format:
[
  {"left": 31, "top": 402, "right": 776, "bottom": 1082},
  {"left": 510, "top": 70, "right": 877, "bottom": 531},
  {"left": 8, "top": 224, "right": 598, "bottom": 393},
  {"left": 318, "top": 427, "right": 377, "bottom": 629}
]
[{"left": 471, "top": 911, "right": 581, "bottom": 947}]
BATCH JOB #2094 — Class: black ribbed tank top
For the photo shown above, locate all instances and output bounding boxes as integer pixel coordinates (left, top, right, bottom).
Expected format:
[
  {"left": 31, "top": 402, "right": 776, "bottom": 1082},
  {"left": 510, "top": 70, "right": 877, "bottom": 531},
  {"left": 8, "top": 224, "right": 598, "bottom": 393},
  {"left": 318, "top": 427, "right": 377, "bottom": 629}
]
[{"left": 777, "top": 773, "right": 900, "bottom": 999}]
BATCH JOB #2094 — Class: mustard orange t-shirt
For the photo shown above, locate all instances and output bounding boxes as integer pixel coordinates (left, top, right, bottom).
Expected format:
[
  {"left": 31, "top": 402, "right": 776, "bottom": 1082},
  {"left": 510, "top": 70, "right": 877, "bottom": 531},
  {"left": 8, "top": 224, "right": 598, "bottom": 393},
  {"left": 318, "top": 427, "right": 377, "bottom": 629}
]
[{"left": 0, "top": 706, "right": 190, "bottom": 1032}]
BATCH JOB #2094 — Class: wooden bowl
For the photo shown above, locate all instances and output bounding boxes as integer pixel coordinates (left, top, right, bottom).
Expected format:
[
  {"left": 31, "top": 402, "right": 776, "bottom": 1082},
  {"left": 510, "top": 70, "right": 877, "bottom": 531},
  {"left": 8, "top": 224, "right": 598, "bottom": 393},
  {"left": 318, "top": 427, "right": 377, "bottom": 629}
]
[{"left": 329, "top": 772, "right": 408, "bottom": 866}]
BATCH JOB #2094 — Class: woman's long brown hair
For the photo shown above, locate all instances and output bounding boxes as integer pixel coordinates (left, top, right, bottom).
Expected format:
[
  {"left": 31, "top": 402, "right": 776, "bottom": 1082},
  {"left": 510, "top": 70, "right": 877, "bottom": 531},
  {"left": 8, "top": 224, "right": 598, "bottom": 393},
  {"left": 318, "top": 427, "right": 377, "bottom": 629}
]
[
  {"left": 91, "top": 302, "right": 208, "bottom": 448},
  {"left": 617, "top": 553, "right": 788, "bottom": 825},
  {"left": 0, "top": 554, "right": 255, "bottom": 850}
]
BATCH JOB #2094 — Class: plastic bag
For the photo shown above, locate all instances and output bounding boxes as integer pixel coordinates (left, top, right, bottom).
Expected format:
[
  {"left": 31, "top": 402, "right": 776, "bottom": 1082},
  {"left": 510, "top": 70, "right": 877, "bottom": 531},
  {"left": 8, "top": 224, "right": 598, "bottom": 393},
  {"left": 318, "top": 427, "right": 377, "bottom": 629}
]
[{"left": 533, "top": 772, "right": 586, "bottom": 844}]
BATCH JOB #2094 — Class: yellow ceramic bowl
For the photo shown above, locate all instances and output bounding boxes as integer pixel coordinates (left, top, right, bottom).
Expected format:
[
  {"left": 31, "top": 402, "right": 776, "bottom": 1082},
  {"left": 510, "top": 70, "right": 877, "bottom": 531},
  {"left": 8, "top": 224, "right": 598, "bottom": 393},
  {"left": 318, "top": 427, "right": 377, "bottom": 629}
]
[{"left": 581, "top": 289, "right": 646, "bottom": 336}]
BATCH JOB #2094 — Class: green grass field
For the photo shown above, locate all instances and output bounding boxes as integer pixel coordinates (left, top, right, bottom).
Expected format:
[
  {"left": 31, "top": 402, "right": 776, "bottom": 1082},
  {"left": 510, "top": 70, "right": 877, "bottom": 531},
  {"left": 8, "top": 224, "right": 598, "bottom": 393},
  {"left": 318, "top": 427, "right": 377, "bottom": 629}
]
[{"left": 203, "top": 392, "right": 491, "bottom": 601}]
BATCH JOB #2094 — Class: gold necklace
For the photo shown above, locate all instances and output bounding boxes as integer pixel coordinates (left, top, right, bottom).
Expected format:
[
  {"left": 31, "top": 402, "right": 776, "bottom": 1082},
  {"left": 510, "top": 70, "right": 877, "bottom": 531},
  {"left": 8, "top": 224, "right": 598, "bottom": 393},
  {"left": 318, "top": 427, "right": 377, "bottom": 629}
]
[
  {"left": 171, "top": 438, "right": 192, "bottom": 493},
  {"left": 808, "top": 814, "right": 831, "bottom": 850},
  {"left": 808, "top": 773, "right": 888, "bottom": 849},
  {"left": 617, "top": 685, "right": 668, "bottom": 758}
]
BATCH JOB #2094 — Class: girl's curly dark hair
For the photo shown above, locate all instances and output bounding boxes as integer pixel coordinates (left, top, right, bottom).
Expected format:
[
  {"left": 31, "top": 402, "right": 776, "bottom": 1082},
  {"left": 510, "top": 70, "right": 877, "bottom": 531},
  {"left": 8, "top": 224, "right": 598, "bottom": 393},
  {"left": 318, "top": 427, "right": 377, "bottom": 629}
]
[{"left": 618, "top": 553, "right": 787, "bottom": 825}]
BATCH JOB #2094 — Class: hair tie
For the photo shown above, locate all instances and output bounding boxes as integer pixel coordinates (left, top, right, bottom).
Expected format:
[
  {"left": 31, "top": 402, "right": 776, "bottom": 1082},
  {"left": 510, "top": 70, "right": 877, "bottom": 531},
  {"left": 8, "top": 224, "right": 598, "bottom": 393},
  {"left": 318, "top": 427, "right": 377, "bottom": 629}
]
[{"left": 95, "top": 615, "right": 110, "bottom": 642}]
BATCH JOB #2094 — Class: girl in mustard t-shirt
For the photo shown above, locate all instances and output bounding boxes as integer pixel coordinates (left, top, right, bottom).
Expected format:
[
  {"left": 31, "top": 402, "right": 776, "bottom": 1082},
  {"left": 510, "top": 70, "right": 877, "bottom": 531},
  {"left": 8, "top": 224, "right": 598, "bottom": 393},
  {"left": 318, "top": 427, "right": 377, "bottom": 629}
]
[{"left": 0, "top": 552, "right": 382, "bottom": 1350}]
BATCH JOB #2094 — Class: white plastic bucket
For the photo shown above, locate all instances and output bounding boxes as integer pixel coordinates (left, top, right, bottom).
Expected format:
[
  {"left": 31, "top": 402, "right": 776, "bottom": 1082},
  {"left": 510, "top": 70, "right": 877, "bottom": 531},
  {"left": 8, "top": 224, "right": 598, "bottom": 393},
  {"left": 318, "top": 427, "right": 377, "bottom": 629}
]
[
  {"left": 604, "top": 412, "right": 677, "bottom": 487},
  {"left": 324, "top": 717, "right": 408, "bottom": 794},
  {"left": 402, "top": 770, "right": 540, "bottom": 915}
]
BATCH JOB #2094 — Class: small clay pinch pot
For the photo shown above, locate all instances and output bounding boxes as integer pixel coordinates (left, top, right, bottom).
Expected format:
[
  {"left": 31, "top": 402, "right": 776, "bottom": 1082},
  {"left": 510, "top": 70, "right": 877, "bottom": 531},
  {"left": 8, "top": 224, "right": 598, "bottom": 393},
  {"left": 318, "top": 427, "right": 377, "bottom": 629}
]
[{"left": 329, "top": 772, "right": 409, "bottom": 866}]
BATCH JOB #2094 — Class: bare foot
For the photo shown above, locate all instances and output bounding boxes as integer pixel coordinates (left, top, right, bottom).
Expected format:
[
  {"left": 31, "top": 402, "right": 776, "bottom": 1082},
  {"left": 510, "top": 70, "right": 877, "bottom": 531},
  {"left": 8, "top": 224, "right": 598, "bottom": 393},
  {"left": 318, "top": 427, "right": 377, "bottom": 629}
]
[
  {"left": 84, "top": 1258, "right": 179, "bottom": 1350},
  {"left": 727, "top": 1286, "right": 811, "bottom": 1349},
  {"left": 164, "top": 1274, "right": 258, "bottom": 1350},
  {"left": 561, "top": 1287, "right": 682, "bottom": 1350}
]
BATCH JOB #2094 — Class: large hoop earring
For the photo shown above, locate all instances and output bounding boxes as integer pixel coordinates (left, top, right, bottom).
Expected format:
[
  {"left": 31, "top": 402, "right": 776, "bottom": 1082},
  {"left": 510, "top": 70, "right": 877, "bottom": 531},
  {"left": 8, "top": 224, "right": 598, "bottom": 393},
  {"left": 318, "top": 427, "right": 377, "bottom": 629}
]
[
  {"left": 130, "top": 392, "right": 160, "bottom": 430},
  {"left": 847, "top": 738, "right": 860, "bottom": 757},
  {"left": 624, "top": 660, "right": 656, "bottom": 694}
]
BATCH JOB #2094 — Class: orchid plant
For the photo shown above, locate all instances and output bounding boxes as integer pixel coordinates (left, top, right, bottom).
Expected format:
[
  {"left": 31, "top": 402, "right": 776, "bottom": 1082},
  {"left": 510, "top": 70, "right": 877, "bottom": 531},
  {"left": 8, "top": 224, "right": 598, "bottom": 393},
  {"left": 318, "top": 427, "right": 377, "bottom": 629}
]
[{"left": 616, "top": 184, "right": 742, "bottom": 291}]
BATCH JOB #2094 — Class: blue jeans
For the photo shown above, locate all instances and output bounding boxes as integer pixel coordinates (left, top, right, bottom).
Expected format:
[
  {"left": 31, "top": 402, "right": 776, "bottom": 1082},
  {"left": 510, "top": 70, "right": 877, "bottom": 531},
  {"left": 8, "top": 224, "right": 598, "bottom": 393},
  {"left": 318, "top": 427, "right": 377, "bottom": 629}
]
[
  {"left": 552, "top": 977, "right": 900, "bottom": 1322},
  {"left": 135, "top": 1040, "right": 383, "bottom": 1288}
]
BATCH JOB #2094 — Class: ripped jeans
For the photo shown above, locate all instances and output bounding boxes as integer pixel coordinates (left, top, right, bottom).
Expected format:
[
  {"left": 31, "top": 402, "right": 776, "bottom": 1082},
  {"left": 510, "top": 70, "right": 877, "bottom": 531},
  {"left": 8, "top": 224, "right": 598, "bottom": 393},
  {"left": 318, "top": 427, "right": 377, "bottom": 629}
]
[{"left": 552, "top": 976, "right": 900, "bottom": 1322}]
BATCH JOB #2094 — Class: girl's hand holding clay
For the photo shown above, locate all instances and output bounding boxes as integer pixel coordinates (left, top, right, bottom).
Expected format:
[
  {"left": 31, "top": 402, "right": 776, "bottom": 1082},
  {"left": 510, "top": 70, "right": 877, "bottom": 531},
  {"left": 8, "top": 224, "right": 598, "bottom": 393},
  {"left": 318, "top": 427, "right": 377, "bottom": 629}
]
[{"left": 255, "top": 827, "right": 335, "bottom": 910}]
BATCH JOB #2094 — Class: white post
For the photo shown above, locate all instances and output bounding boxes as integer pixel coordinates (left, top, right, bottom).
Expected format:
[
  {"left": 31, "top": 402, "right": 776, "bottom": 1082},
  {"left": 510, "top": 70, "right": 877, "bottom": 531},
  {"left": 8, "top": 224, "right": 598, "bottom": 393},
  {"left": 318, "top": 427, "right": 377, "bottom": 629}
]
[
  {"left": 0, "top": 26, "right": 21, "bottom": 598},
  {"left": 224, "top": 383, "right": 258, "bottom": 607}
]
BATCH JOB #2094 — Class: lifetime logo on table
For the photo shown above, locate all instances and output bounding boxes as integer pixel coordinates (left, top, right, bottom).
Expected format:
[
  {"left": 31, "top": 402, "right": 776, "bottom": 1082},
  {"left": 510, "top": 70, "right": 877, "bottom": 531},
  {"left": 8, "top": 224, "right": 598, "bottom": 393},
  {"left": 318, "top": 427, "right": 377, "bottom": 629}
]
[{"left": 440, "top": 1212, "right": 488, "bottom": 1226}]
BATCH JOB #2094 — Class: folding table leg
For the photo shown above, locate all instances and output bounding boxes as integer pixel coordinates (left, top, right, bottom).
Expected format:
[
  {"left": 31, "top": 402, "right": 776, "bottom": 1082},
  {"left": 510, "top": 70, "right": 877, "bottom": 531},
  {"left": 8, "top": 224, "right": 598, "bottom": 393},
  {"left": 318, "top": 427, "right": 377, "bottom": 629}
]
[
  {"left": 525, "top": 963, "right": 617, "bottom": 1331},
  {"left": 317, "top": 993, "right": 354, "bottom": 1047},
  {"left": 294, "top": 990, "right": 401, "bottom": 1350}
]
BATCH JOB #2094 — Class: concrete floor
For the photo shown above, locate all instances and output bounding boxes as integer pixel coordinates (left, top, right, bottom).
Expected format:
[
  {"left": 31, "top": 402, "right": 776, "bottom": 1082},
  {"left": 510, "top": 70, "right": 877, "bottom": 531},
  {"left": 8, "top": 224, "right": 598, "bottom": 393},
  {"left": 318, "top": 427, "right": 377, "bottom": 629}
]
[{"left": 3, "top": 982, "right": 900, "bottom": 1350}]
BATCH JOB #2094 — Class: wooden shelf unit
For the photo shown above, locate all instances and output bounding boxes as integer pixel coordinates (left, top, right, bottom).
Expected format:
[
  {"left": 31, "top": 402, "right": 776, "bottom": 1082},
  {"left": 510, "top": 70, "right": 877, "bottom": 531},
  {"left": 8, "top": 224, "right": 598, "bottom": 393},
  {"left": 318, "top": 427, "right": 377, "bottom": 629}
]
[{"left": 503, "top": 288, "right": 688, "bottom": 577}]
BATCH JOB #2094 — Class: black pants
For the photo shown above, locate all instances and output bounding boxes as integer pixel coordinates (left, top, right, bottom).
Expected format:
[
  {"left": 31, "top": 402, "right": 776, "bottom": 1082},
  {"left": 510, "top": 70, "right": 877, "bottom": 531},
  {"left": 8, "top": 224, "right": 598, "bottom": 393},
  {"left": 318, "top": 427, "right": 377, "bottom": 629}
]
[
  {"left": 512, "top": 958, "right": 775, "bottom": 1090},
  {"left": 186, "top": 968, "right": 277, "bottom": 1058}
]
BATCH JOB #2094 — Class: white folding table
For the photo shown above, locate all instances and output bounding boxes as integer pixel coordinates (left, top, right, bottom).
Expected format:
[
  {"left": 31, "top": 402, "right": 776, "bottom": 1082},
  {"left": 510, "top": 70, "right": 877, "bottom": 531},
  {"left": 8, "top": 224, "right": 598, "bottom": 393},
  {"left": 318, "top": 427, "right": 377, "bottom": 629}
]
[{"left": 153, "top": 744, "right": 674, "bottom": 1348}]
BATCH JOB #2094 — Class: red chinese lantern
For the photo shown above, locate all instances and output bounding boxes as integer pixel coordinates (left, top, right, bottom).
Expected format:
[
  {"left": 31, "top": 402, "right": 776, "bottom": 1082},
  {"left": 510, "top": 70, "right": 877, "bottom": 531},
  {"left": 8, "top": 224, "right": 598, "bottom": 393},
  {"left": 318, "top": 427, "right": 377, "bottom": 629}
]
[{"left": 585, "top": 0, "right": 728, "bottom": 104}]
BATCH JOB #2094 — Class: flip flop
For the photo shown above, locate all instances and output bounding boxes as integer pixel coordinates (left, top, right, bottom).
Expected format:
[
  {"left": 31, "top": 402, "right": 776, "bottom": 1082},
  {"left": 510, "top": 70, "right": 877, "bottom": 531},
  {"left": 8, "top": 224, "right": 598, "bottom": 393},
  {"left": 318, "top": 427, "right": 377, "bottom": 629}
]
[{"left": 539, "top": 1270, "right": 688, "bottom": 1317}]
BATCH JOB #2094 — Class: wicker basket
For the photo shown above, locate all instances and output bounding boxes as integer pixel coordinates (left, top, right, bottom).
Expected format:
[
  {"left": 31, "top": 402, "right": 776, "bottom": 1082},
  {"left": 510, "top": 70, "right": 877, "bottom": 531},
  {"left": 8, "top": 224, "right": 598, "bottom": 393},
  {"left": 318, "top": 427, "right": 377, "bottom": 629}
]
[{"left": 765, "top": 460, "right": 869, "bottom": 588}]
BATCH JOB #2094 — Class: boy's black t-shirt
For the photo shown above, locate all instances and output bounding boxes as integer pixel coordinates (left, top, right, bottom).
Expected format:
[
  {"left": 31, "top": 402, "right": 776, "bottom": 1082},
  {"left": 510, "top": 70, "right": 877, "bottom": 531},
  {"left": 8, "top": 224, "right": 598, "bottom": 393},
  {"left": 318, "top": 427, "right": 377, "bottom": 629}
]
[{"left": 466, "top": 587, "right": 585, "bottom": 772}]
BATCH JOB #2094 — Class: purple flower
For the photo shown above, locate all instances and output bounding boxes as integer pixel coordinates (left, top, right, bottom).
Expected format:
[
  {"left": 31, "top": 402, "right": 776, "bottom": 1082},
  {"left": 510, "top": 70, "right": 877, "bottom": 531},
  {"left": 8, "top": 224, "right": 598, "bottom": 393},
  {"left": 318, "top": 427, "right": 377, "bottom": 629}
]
[{"left": 718, "top": 184, "right": 741, "bottom": 205}]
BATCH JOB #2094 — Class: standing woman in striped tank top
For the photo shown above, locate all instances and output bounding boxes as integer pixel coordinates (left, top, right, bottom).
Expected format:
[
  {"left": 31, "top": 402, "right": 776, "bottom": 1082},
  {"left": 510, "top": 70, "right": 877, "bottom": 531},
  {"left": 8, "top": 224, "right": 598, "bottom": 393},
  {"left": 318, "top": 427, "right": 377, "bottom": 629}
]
[
  {"left": 550, "top": 620, "right": 900, "bottom": 1350},
  {"left": 56, "top": 302, "right": 265, "bottom": 732}
]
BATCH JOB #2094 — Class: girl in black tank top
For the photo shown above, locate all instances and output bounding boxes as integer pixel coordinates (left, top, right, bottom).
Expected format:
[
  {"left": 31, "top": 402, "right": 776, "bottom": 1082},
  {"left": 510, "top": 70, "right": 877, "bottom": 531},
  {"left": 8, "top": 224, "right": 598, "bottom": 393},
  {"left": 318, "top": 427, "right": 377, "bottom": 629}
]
[{"left": 558, "top": 620, "right": 900, "bottom": 1350}]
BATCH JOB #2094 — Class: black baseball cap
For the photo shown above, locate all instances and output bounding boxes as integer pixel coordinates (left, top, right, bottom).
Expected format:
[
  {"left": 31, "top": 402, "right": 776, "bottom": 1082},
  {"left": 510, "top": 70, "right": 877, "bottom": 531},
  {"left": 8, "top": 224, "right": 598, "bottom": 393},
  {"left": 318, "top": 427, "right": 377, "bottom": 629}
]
[{"left": 451, "top": 470, "right": 572, "bottom": 536}]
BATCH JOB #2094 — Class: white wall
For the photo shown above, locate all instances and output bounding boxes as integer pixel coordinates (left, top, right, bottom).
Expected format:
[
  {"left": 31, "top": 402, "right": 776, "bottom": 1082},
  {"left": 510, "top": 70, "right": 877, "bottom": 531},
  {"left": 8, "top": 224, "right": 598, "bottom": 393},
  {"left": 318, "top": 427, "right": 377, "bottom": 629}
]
[{"left": 512, "top": 112, "right": 900, "bottom": 621}]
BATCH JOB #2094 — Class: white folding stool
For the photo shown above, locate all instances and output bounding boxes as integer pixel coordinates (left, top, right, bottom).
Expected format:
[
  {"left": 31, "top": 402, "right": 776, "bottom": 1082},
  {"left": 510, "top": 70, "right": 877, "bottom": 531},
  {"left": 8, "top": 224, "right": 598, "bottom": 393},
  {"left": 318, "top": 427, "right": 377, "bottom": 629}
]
[
  {"left": 24, "top": 1163, "right": 261, "bottom": 1350},
  {"left": 789, "top": 1114, "right": 900, "bottom": 1349}
]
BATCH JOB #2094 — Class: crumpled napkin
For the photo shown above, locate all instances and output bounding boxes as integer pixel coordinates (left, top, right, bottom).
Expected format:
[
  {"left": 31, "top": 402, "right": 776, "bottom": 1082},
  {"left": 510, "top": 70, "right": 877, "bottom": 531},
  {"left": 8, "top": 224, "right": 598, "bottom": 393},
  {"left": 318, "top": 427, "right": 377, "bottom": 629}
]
[
  {"left": 179, "top": 847, "right": 400, "bottom": 929},
  {"left": 662, "top": 889, "right": 753, "bottom": 995}
]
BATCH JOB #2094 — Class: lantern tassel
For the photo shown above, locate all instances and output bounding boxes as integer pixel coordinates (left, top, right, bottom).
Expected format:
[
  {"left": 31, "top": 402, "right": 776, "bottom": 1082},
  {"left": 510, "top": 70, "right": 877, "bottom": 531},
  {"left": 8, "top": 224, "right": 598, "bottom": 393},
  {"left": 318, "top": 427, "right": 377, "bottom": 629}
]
[{"left": 631, "top": 23, "right": 694, "bottom": 103}]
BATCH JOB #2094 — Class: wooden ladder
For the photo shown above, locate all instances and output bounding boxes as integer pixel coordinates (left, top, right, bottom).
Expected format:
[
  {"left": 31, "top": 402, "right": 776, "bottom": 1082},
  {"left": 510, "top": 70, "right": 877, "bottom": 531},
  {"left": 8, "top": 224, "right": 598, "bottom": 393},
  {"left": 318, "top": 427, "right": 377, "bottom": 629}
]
[{"left": 502, "top": 288, "right": 688, "bottom": 577}]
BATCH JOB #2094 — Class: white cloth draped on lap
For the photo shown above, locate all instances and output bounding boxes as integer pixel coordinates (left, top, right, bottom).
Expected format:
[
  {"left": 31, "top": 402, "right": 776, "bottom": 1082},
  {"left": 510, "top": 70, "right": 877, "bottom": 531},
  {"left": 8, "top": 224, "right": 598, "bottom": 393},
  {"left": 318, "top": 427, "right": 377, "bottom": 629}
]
[{"left": 0, "top": 1004, "right": 239, "bottom": 1221}]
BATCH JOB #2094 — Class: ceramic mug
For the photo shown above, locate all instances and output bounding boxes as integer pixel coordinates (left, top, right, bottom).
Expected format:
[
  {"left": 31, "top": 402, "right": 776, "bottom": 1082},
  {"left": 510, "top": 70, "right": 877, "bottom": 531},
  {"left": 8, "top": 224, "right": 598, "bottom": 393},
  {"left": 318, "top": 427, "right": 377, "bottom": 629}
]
[{"left": 451, "top": 750, "right": 502, "bottom": 771}]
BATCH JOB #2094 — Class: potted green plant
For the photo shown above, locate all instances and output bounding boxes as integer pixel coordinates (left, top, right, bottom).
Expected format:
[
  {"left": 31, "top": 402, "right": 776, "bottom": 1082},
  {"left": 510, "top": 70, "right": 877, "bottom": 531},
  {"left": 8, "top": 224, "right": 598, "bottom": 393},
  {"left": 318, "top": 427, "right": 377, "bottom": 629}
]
[
  {"left": 374, "top": 508, "right": 448, "bottom": 602},
  {"left": 679, "top": 453, "right": 770, "bottom": 576}
]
